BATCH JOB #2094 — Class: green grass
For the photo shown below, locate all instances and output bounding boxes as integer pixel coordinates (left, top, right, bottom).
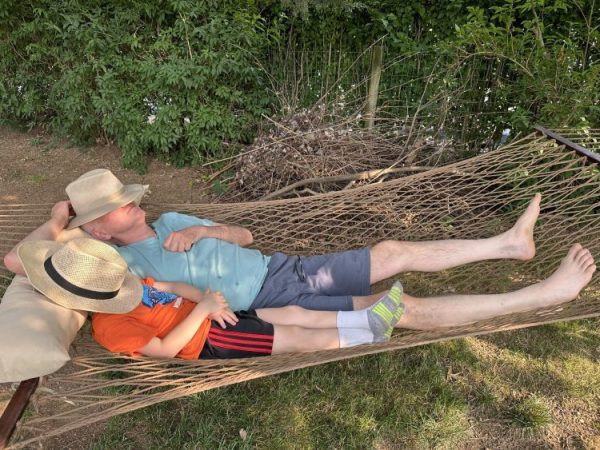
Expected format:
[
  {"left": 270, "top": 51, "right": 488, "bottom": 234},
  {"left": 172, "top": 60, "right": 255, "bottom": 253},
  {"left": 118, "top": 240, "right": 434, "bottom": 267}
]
[
  {"left": 508, "top": 395, "right": 552, "bottom": 430},
  {"left": 30, "top": 174, "right": 48, "bottom": 184},
  {"left": 87, "top": 319, "right": 600, "bottom": 449}
]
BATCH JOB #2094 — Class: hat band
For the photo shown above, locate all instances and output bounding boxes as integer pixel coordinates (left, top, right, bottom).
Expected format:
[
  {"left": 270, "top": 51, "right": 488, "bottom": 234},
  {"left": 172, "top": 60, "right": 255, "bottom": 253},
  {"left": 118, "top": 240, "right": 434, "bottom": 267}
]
[{"left": 44, "top": 257, "right": 120, "bottom": 300}]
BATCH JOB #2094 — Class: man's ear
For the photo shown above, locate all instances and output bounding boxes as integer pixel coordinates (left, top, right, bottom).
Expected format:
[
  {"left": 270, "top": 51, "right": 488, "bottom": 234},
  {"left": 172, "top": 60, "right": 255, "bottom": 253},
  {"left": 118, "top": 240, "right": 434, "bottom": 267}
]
[
  {"left": 90, "top": 229, "right": 112, "bottom": 241},
  {"left": 82, "top": 223, "right": 111, "bottom": 242}
]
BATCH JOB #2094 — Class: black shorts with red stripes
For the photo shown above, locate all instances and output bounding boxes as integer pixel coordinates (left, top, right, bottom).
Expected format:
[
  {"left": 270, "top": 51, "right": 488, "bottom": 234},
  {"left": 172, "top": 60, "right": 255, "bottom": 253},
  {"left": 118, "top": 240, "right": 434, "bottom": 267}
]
[{"left": 199, "top": 310, "right": 274, "bottom": 359}]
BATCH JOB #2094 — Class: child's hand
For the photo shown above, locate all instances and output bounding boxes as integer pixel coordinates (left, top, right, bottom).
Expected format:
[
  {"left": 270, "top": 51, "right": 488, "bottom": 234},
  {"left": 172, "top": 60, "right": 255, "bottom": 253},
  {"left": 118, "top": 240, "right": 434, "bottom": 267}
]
[
  {"left": 202, "top": 289, "right": 238, "bottom": 328},
  {"left": 208, "top": 307, "right": 239, "bottom": 329},
  {"left": 202, "top": 289, "right": 228, "bottom": 312}
]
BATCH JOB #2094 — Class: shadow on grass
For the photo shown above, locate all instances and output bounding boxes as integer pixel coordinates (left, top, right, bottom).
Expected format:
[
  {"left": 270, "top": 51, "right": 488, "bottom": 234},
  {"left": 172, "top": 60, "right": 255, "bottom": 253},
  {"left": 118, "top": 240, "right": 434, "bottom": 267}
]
[
  {"left": 88, "top": 326, "right": 599, "bottom": 449},
  {"left": 481, "top": 319, "right": 600, "bottom": 361},
  {"left": 90, "top": 346, "right": 477, "bottom": 449}
]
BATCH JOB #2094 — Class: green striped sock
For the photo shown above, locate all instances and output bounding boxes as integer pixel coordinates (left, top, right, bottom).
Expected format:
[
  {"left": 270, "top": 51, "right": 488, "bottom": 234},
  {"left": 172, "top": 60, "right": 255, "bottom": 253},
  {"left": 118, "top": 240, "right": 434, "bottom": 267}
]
[{"left": 367, "top": 281, "right": 404, "bottom": 342}]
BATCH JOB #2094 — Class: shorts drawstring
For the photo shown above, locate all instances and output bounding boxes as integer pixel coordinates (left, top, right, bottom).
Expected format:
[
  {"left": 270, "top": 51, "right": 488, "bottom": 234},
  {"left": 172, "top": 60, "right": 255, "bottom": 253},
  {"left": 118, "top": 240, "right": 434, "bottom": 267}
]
[{"left": 294, "top": 256, "right": 306, "bottom": 281}]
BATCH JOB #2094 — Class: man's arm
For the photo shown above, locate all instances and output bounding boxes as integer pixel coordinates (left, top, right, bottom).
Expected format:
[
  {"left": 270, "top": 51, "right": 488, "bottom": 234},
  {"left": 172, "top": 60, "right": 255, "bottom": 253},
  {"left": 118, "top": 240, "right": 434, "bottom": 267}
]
[
  {"left": 3, "top": 201, "right": 70, "bottom": 276},
  {"left": 163, "top": 223, "right": 253, "bottom": 252}
]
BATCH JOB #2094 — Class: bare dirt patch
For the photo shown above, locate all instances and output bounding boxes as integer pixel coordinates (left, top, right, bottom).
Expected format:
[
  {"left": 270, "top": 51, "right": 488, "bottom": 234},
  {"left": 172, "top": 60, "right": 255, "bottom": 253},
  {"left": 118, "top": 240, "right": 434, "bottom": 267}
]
[{"left": 0, "top": 126, "right": 211, "bottom": 205}]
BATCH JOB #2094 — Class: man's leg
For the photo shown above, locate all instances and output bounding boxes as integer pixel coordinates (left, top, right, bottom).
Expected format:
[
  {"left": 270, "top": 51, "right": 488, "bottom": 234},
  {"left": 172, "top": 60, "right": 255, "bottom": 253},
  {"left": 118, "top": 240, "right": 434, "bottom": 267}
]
[
  {"left": 369, "top": 193, "right": 541, "bottom": 283},
  {"left": 359, "top": 244, "right": 595, "bottom": 329}
]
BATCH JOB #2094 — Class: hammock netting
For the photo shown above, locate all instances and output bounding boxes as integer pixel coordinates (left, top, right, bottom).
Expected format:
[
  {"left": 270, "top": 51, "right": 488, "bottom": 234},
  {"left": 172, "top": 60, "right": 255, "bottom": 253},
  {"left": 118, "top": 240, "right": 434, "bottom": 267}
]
[{"left": 1, "top": 129, "right": 599, "bottom": 448}]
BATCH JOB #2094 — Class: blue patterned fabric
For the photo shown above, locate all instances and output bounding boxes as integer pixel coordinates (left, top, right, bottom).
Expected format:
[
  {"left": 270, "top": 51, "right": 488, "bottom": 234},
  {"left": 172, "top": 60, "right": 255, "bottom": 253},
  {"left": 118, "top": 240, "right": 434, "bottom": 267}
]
[{"left": 141, "top": 284, "right": 179, "bottom": 308}]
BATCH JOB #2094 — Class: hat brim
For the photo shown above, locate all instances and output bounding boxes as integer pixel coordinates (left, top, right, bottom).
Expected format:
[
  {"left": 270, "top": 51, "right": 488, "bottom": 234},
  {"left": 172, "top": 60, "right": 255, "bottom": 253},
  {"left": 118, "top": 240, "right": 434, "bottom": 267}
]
[
  {"left": 66, "top": 184, "right": 149, "bottom": 230},
  {"left": 17, "top": 240, "right": 142, "bottom": 314}
]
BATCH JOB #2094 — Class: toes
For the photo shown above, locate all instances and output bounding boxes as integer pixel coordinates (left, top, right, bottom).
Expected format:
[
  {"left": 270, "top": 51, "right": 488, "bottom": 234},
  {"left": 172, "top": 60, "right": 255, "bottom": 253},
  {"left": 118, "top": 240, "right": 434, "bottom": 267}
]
[
  {"left": 568, "top": 243, "right": 583, "bottom": 259},
  {"left": 578, "top": 248, "right": 594, "bottom": 264},
  {"left": 576, "top": 248, "right": 592, "bottom": 264},
  {"left": 585, "top": 264, "right": 597, "bottom": 275},
  {"left": 581, "top": 256, "right": 594, "bottom": 268}
]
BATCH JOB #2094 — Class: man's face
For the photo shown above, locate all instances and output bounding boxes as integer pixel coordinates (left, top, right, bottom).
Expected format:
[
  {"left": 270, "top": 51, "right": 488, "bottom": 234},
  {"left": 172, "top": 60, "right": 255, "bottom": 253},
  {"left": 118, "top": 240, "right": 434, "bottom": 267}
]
[{"left": 96, "top": 202, "right": 146, "bottom": 237}]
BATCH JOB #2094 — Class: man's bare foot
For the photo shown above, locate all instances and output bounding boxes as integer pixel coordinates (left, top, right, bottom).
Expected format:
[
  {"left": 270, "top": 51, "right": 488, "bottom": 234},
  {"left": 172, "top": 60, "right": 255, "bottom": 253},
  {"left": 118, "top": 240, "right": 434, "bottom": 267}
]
[
  {"left": 501, "top": 193, "right": 541, "bottom": 260},
  {"left": 537, "top": 244, "right": 596, "bottom": 306}
]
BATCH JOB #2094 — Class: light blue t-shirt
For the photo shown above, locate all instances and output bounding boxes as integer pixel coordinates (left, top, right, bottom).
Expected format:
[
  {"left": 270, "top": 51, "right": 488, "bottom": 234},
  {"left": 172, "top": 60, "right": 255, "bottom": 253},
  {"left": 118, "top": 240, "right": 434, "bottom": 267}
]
[{"left": 115, "top": 212, "right": 270, "bottom": 311}]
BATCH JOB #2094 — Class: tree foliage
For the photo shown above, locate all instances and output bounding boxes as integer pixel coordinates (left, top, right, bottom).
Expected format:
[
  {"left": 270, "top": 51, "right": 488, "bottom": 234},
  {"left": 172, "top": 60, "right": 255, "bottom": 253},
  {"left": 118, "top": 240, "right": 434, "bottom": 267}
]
[
  {"left": 0, "top": 0, "right": 598, "bottom": 169},
  {"left": 0, "top": 0, "right": 273, "bottom": 170}
]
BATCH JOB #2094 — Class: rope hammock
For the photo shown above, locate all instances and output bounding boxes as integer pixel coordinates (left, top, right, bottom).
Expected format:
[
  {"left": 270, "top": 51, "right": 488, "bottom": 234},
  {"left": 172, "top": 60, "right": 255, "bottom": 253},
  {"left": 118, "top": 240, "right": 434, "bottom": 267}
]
[{"left": 1, "top": 127, "right": 599, "bottom": 448}]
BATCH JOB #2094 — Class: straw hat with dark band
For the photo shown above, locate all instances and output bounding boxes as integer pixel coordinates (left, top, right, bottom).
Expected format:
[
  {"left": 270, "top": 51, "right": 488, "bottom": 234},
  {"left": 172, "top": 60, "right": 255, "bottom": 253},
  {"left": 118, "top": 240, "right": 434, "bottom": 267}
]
[
  {"left": 17, "top": 238, "right": 142, "bottom": 314},
  {"left": 66, "top": 169, "right": 148, "bottom": 229}
]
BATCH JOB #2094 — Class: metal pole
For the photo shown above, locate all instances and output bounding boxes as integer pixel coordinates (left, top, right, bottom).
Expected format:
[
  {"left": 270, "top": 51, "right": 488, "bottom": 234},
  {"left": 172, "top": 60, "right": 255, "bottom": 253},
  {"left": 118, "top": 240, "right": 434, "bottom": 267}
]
[{"left": 534, "top": 125, "right": 600, "bottom": 164}]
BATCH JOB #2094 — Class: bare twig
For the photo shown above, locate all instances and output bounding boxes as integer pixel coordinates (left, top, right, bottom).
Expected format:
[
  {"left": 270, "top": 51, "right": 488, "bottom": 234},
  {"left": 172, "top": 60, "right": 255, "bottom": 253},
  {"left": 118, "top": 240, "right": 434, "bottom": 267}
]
[
  {"left": 260, "top": 166, "right": 433, "bottom": 200},
  {"left": 203, "top": 162, "right": 235, "bottom": 184}
]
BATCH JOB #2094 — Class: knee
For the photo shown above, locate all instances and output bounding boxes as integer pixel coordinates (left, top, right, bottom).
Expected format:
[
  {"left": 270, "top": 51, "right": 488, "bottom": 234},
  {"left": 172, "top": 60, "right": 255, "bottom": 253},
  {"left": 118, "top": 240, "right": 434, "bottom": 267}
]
[
  {"left": 372, "top": 240, "right": 410, "bottom": 271},
  {"left": 373, "top": 240, "right": 405, "bottom": 256}
]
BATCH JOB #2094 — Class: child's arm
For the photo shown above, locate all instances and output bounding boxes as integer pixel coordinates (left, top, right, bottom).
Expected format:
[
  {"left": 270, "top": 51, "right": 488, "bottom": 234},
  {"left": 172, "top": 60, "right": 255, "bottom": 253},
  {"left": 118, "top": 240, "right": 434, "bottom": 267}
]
[
  {"left": 153, "top": 280, "right": 206, "bottom": 303},
  {"left": 139, "top": 290, "right": 227, "bottom": 358},
  {"left": 139, "top": 302, "right": 209, "bottom": 358},
  {"left": 152, "top": 280, "right": 238, "bottom": 328}
]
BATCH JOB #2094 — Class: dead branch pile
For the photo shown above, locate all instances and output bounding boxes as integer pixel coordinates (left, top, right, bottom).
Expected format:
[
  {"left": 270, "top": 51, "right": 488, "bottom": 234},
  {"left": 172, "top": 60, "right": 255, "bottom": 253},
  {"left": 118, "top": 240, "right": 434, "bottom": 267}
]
[{"left": 227, "top": 109, "right": 467, "bottom": 201}]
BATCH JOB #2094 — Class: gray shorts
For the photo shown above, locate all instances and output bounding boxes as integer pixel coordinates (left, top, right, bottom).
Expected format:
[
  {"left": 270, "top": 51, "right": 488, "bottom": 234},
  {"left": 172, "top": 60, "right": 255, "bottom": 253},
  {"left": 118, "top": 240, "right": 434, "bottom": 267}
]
[{"left": 250, "top": 248, "right": 371, "bottom": 311}]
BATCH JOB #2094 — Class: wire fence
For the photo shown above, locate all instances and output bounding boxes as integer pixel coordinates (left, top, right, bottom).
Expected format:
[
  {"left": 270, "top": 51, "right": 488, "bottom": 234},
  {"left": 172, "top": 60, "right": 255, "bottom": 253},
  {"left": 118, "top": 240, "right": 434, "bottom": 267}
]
[{"left": 264, "top": 44, "right": 537, "bottom": 151}]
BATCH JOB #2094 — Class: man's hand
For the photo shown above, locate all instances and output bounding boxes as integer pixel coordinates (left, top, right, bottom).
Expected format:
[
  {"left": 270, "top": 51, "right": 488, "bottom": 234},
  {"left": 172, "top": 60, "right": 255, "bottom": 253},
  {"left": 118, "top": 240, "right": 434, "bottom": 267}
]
[
  {"left": 50, "top": 200, "right": 72, "bottom": 229},
  {"left": 163, "top": 227, "right": 200, "bottom": 252}
]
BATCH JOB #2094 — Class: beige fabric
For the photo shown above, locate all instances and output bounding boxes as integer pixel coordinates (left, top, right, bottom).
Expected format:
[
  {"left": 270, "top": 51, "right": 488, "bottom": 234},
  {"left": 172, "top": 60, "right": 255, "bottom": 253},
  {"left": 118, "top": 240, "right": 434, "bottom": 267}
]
[
  {"left": 0, "top": 275, "right": 86, "bottom": 382},
  {"left": 0, "top": 228, "right": 90, "bottom": 382}
]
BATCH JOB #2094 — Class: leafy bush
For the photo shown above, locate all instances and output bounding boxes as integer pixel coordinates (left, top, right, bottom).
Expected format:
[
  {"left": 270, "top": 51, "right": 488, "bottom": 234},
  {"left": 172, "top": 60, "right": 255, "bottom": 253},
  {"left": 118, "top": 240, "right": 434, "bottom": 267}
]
[
  {"left": 1, "top": 0, "right": 598, "bottom": 169},
  {"left": 0, "top": 0, "right": 274, "bottom": 170}
]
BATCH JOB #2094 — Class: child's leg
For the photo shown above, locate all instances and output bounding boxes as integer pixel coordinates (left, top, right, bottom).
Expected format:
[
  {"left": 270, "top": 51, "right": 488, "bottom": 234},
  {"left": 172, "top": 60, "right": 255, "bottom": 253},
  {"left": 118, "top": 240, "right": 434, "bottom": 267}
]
[
  {"left": 271, "top": 325, "right": 340, "bottom": 353},
  {"left": 258, "top": 309, "right": 384, "bottom": 349},
  {"left": 271, "top": 323, "right": 394, "bottom": 353},
  {"left": 258, "top": 282, "right": 404, "bottom": 348},
  {"left": 200, "top": 311, "right": 379, "bottom": 359},
  {"left": 256, "top": 306, "right": 337, "bottom": 328}
]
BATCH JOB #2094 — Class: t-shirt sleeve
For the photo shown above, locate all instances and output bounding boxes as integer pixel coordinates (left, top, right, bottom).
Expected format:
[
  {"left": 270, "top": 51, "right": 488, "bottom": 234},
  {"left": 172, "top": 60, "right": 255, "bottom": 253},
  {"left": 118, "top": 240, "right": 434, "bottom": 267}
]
[
  {"left": 160, "top": 212, "right": 216, "bottom": 231},
  {"left": 92, "top": 314, "right": 157, "bottom": 355}
]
